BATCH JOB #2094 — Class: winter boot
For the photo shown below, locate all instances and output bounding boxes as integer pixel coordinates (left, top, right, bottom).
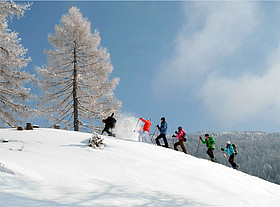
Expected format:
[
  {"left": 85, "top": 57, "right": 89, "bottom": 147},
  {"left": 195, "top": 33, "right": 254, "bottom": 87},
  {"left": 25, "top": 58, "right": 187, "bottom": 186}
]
[{"left": 210, "top": 157, "right": 217, "bottom": 162}]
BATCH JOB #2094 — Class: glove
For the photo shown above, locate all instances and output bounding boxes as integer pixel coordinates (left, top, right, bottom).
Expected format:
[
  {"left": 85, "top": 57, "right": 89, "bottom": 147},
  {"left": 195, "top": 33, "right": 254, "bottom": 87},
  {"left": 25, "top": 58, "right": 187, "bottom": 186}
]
[
  {"left": 175, "top": 131, "right": 178, "bottom": 134},
  {"left": 221, "top": 148, "right": 224, "bottom": 151},
  {"left": 199, "top": 136, "right": 202, "bottom": 140},
  {"left": 156, "top": 125, "right": 159, "bottom": 129},
  {"left": 172, "top": 135, "right": 176, "bottom": 137}
]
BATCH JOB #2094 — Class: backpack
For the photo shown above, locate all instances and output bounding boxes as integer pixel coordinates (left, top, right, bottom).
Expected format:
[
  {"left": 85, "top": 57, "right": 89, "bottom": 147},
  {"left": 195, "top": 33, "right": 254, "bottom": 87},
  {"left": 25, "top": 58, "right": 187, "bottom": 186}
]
[
  {"left": 182, "top": 132, "right": 187, "bottom": 142},
  {"left": 232, "top": 143, "right": 238, "bottom": 155}
]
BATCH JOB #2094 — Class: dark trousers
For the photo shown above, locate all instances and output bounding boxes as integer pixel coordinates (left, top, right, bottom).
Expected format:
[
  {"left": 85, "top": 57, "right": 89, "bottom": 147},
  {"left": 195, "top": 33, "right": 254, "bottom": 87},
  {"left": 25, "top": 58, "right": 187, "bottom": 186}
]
[
  {"left": 206, "top": 148, "right": 215, "bottom": 159},
  {"left": 174, "top": 140, "right": 187, "bottom": 154},
  {"left": 101, "top": 126, "right": 112, "bottom": 136},
  {"left": 228, "top": 154, "right": 238, "bottom": 168},
  {"left": 155, "top": 134, "right": 169, "bottom": 148}
]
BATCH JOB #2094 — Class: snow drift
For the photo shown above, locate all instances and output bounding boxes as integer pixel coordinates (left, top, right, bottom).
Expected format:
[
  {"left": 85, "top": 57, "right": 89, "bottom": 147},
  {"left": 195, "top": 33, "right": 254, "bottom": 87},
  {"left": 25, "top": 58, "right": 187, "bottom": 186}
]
[{"left": 0, "top": 128, "right": 279, "bottom": 207}]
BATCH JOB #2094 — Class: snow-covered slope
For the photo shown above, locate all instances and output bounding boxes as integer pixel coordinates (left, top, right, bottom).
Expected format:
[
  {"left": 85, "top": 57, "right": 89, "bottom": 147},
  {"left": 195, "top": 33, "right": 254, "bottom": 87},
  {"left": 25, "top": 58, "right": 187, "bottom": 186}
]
[{"left": 0, "top": 128, "right": 279, "bottom": 207}]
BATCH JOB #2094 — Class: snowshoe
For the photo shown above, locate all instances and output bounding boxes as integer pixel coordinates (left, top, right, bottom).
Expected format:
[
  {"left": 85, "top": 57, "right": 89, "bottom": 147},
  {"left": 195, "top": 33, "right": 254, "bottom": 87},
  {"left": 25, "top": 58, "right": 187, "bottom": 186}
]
[
  {"left": 108, "top": 133, "right": 116, "bottom": 137},
  {"left": 210, "top": 158, "right": 217, "bottom": 163},
  {"left": 233, "top": 165, "right": 239, "bottom": 170}
]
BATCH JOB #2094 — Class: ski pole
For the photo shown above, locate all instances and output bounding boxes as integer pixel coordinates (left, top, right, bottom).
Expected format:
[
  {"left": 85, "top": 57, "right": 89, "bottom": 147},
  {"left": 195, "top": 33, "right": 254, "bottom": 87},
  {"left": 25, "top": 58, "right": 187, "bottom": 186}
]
[
  {"left": 195, "top": 138, "right": 201, "bottom": 157},
  {"left": 223, "top": 152, "right": 229, "bottom": 163},
  {"left": 151, "top": 127, "right": 158, "bottom": 139},
  {"left": 133, "top": 118, "right": 140, "bottom": 132},
  {"left": 172, "top": 135, "right": 177, "bottom": 147}
]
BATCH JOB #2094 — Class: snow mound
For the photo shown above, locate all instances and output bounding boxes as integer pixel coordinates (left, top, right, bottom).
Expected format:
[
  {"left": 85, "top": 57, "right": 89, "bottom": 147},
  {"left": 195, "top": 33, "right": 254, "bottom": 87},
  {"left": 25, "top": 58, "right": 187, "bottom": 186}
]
[{"left": 0, "top": 128, "right": 279, "bottom": 207}]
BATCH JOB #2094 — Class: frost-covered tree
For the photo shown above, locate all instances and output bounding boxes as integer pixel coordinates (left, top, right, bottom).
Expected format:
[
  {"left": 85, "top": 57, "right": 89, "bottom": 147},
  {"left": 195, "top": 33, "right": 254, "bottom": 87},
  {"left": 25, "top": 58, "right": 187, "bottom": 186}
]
[
  {"left": 0, "top": 1, "right": 34, "bottom": 127},
  {"left": 36, "top": 6, "right": 121, "bottom": 131}
]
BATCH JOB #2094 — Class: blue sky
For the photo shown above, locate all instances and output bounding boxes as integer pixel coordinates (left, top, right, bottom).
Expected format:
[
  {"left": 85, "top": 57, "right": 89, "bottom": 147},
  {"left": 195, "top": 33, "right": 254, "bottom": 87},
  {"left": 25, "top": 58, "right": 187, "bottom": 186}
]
[{"left": 10, "top": 1, "right": 280, "bottom": 133}]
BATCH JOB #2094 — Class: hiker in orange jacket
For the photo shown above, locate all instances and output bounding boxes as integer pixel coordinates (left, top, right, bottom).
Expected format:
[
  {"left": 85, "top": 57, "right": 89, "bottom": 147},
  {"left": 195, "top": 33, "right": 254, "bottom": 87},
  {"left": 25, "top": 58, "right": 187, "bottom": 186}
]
[{"left": 138, "top": 117, "right": 152, "bottom": 144}]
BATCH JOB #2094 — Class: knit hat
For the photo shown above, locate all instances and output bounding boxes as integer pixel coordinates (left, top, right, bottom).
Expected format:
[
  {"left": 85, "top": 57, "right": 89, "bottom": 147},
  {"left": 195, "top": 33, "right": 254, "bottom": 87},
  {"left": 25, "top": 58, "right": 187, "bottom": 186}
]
[
  {"left": 226, "top": 141, "right": 231, "bottom": 145},
  {"left": 161, "top": 117, "right": 165, "bottom": 121},
  {"left": 178, "top": 126, "right": 182, "bottom": 130}
]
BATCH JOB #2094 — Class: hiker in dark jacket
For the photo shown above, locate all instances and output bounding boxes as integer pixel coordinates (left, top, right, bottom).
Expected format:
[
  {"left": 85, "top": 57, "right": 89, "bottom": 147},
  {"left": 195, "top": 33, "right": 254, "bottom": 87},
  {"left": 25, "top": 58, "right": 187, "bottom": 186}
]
[
  {"left": 221, "top": 141, "right": 238, "bottom": 169},
  {"left": 101, "top": 113, "right": 116, "bottom": 136},
  {"left": 199, "top": 134, "right": 216, "bottom": 162},
  {"left": 155, "top": 117, "right": 169, "bottom": 148}
]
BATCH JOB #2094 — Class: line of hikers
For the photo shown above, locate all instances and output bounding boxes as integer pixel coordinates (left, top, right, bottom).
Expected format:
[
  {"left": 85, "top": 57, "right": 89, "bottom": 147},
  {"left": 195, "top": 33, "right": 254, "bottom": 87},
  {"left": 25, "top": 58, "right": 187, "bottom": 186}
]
[
  {"left": 101, "top": 114, "right": 238, "bottom": 170},
  {"left": 137, "top": 116, "right": 238, "bottom": 170}
]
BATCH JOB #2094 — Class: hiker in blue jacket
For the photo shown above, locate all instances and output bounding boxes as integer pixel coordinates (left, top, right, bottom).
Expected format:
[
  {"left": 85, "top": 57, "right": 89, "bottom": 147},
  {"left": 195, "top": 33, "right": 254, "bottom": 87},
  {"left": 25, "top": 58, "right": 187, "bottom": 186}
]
[
  {"left": 155, "top": 117, "right": 169, "bottom": 148},
  {"left": 221, "top": 141, "right": 238, "bottom": 169}
]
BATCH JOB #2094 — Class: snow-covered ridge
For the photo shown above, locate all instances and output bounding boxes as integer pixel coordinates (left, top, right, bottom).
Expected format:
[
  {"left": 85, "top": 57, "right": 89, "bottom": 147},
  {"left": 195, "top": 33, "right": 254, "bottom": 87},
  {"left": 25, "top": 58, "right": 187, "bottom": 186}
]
[{"left": 0, "top": 128, "right": 279, "bottom": 207}]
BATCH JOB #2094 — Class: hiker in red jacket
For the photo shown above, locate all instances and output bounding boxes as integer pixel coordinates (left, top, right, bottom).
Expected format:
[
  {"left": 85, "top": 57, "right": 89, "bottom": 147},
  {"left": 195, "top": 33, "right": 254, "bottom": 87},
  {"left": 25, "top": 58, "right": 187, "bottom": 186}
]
[{"left": 138, "top": 117, "right": 152, "bottom": 144}]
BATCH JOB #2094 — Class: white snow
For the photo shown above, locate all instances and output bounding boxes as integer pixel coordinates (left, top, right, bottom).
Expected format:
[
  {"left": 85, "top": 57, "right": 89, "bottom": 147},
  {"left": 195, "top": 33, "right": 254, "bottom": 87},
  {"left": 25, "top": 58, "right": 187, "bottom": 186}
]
[{"left": 0, "top": 128, "right": 279, "bottom": 206}]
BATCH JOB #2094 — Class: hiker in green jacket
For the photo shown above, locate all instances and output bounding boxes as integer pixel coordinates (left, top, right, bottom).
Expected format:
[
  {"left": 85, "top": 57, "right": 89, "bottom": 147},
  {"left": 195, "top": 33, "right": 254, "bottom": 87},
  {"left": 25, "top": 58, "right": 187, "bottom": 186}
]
[{"left": 199, "top": 134, "right": 216, "bottom": 162}]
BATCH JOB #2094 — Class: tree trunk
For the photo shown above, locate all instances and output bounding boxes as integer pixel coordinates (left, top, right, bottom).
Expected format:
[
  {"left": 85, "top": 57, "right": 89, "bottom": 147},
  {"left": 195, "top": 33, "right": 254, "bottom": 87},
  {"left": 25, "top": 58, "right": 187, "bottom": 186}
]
[
  {"left": 26, "top": 122, "right": 33, "bottom": 130},
  {"left": 73, "top": 41, "right": 79, "bottom": 131}
]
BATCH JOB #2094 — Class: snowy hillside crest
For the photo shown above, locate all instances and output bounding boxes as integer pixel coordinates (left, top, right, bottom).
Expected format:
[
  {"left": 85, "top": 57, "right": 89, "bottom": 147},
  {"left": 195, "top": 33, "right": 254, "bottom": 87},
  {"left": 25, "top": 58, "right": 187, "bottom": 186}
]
[{"left": 0, "top": 127, "right": 280, "bottom": 207}]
